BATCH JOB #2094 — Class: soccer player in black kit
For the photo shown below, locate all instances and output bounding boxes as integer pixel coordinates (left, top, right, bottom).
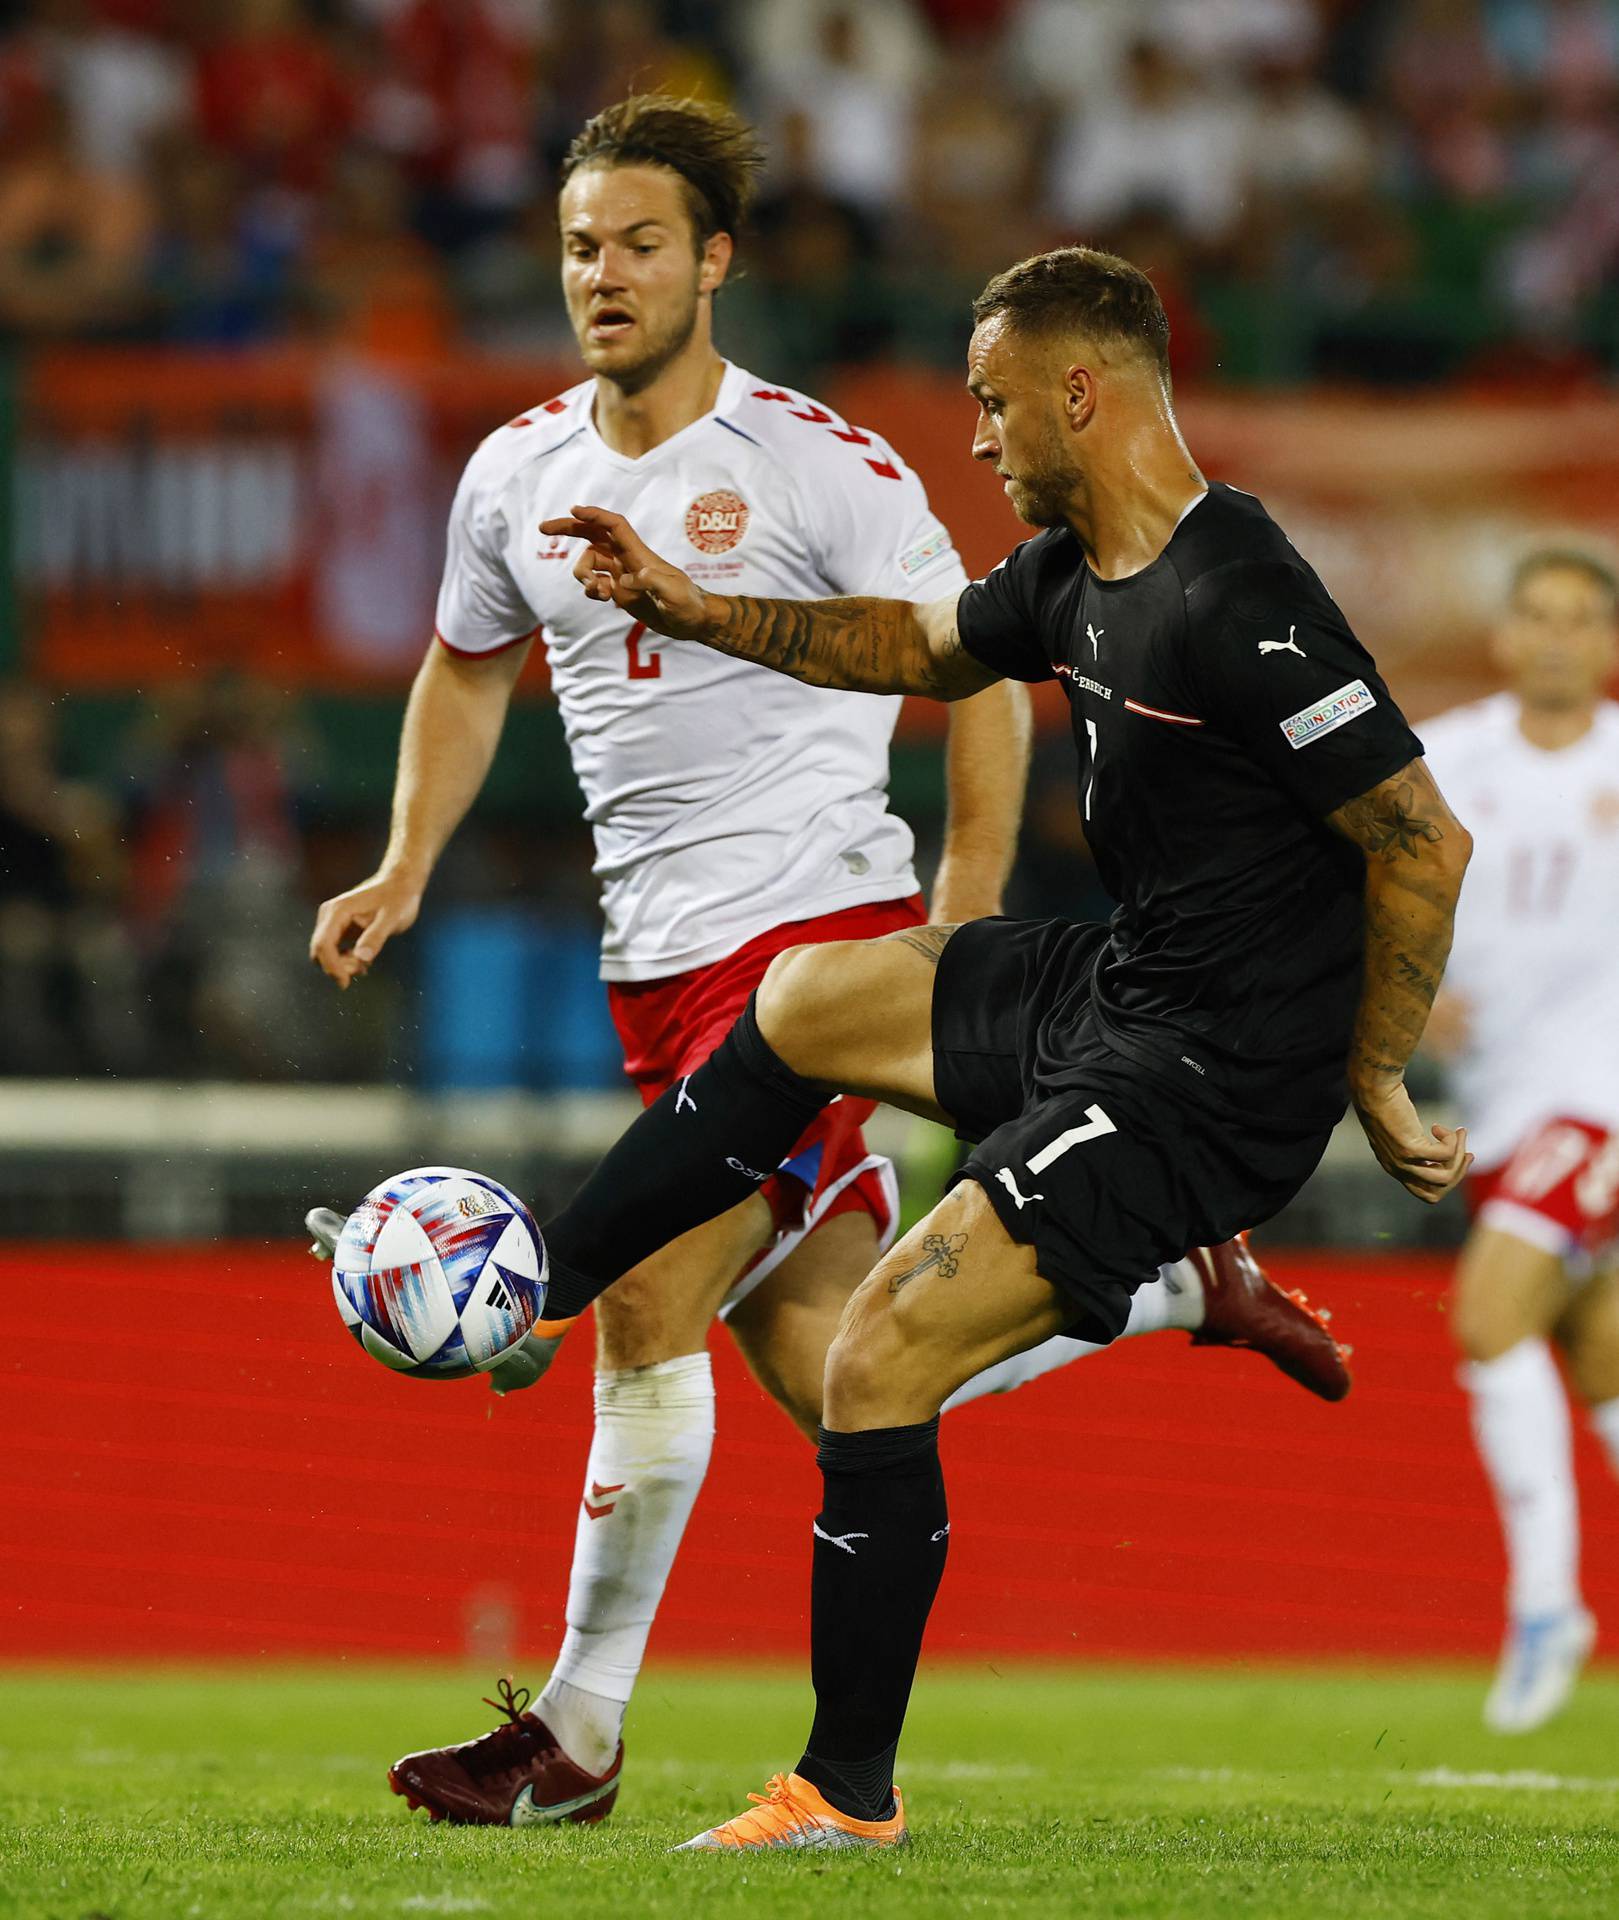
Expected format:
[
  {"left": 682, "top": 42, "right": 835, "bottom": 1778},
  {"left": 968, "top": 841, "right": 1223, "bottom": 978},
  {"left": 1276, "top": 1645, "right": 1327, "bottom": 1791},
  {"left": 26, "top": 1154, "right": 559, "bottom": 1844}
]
[{"left": 515, "top": 248, "right": 1475, "bottom": 1848}]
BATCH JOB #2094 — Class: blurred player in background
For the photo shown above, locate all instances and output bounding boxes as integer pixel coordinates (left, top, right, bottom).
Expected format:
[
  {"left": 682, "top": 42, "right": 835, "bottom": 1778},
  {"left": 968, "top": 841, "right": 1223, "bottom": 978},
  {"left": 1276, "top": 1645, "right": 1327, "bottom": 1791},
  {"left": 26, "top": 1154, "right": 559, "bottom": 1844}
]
[
  {"left": 1421, "top": 549, "right": 1619, "bottom": 1733},
  {"left": 309, "top": 98, "right": 1347, "bottom": 1828}
]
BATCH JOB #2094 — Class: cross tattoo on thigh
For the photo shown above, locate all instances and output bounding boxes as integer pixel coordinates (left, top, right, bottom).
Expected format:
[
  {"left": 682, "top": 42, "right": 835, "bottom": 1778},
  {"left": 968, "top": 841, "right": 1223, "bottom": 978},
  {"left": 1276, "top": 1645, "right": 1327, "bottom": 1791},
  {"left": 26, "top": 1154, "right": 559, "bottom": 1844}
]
[{"left": 888, "top": 1230, "right": 969, "bottom": 1294}]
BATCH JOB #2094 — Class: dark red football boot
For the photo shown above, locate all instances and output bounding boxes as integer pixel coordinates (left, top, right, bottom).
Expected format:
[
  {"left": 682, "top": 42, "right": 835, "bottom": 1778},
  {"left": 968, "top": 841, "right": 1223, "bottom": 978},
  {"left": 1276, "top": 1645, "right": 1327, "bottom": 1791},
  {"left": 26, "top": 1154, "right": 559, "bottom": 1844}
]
[
  {"left": 389, "top": 1679, "right": 623, "bottom": 1826},
  {"left": 1187, "top": 1234, "right": 1352, "bottom": 1402}
]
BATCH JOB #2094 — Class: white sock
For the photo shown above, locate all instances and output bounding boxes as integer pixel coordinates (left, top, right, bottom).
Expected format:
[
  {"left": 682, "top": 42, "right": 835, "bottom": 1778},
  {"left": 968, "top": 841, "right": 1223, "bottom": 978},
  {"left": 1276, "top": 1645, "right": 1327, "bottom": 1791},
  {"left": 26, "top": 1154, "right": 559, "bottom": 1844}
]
[
  {"left": 944, "top": 1257, "right": 1205, "bottom": 1409},
  {"left": 538, "top": 1351, "right": 715, "bottom": 1774},
  {"left": 1590, "top": 1393, "right": 1619, "bottom": 1480},
  {"left": 1463, "top": 1339, "right": 1581, "bottom": 1619},
  {"left": 1121, "top": 1256, "right": 1206, "bottom": 1336}
]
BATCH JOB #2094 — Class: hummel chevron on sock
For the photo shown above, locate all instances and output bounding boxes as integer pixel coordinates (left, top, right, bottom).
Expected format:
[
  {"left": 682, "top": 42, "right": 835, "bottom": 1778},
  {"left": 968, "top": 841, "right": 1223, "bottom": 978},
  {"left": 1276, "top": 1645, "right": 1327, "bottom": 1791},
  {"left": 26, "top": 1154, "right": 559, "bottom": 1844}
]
[
  {"left": 797, "top": 1420, "right": 947, "bottom": 1822},
  {"left": 542, "top": 996, "right": 830, "bottom": 1320},
  {"left": 540, "top": 1353, "right": 716, "bottom": 1775},
  {"left": 1464, "top": 1339, "right": 1581, "bottom": 1617}
]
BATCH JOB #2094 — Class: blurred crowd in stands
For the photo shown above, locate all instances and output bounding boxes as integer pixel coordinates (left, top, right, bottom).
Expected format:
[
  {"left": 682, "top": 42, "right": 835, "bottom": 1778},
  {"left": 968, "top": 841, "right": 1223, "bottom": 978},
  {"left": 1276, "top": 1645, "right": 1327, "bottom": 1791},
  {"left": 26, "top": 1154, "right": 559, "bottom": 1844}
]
[
  {"left": 0, "top": 672, "right": 341, "bottom": 1079},
  {"left": 2, "top": 0, "right": 1619, "bottom": 385},
  {"left": 0, "top": 663, "right": 1010, "bottom": 1084}
]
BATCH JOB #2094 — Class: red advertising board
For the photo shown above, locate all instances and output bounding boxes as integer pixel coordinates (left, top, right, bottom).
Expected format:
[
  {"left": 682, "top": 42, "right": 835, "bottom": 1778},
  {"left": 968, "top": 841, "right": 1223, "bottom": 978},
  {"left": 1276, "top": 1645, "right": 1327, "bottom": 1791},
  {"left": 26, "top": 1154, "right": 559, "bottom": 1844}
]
[{"left": 6, "top": 1244, "right": 1616, "bottom": 1665}]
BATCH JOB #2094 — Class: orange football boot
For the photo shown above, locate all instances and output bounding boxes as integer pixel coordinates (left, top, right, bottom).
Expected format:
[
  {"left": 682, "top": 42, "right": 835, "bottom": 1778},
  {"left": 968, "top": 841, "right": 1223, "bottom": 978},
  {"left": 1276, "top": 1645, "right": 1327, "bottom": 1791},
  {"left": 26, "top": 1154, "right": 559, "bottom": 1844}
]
[{"left": 673, "top": 1773, "right": 908, "bottom": 1852}]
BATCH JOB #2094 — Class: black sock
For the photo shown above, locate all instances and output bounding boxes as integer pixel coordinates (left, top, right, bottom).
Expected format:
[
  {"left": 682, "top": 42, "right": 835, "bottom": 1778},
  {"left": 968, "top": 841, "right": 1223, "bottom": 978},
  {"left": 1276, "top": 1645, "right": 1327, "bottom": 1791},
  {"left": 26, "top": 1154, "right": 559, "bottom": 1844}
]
[
  {"left": 541, "top": 995, "right": 831, "bottom": 1320},
  {"left": 796, "top": 1420, "right": 948, "bottom": 1822}
]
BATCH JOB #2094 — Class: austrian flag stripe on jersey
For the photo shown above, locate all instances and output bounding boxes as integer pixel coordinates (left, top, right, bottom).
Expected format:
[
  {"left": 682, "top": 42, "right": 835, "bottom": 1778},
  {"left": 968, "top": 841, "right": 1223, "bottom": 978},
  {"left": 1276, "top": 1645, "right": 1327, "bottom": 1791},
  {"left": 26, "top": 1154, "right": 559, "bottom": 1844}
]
[{"left": 1124, "top": 697, "right": 1203, "bottom": 727}]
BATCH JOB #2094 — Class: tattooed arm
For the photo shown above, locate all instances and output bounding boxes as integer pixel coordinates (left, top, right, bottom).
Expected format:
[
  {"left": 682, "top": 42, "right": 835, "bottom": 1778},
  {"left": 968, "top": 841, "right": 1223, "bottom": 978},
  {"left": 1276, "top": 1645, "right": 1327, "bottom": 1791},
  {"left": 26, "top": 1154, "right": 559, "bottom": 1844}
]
[
  {"left": 1327, "top": 757, "right": 1474, "bottom": 1202},
  {"left": 539, "top": 504, "right": 1000, "bottom": 700}
]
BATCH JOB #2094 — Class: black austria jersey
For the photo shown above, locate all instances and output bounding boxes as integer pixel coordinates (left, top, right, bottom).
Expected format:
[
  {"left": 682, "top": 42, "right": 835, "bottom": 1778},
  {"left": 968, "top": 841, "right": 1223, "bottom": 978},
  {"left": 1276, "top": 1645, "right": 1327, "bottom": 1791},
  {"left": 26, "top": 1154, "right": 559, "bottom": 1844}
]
[{"left": 955, "top": 482, "right": 1423, "bottom": 1125}]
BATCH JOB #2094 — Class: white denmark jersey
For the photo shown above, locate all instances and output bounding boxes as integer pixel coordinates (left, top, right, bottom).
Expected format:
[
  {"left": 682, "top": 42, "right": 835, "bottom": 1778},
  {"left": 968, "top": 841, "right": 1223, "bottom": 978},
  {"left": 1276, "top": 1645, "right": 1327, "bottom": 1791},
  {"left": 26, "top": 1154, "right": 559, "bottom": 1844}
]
[
  {"left": 1420, "top": 693, "right": 1619, "bottom": 1166},
  {"left": 435, "top": 361, "right": 969, "bottom": 980}
]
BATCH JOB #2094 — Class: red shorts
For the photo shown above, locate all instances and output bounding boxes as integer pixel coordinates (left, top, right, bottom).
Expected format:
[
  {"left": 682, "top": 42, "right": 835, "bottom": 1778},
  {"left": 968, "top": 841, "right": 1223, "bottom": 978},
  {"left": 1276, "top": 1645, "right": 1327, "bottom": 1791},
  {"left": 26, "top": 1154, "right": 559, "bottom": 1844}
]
[
  {"left": 606, "top": 895, "right": 927, "bottom": 1308},
  {"left": 1468, "top": 1116, "right": 1619, "bottom": 1271}
]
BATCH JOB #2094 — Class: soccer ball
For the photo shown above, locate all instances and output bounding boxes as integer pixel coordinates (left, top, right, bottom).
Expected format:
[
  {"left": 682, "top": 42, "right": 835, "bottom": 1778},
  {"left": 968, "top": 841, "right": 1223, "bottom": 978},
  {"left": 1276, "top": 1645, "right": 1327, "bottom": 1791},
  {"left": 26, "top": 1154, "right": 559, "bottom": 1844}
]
[{"left": 332, "top": 1166, "right": 547, "bottom": 1380}]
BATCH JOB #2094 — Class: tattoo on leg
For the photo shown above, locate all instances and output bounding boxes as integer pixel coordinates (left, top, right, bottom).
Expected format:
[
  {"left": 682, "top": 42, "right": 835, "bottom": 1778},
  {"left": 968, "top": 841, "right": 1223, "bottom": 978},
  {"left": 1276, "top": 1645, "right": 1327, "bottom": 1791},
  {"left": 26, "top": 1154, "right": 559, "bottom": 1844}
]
[
  {"left": 888, "top": 1231, "right": 968, "bottom": 1294},
  {"left": 888, "top": 924, "right": 959, "bottom": 967}
]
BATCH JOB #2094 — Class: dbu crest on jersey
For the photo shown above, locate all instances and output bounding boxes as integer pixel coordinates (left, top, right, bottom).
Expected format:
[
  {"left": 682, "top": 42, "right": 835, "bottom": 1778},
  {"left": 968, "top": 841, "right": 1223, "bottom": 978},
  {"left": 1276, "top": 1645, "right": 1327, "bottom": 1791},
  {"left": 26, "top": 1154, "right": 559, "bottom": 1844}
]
[{"left": 685, "top": 490, "right": 749, "bottom": 554}]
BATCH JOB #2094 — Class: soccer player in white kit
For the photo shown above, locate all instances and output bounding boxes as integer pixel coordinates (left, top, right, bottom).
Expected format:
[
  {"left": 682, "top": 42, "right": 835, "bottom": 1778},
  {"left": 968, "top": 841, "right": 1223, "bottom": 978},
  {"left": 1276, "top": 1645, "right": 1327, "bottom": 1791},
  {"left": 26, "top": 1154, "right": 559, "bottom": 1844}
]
[
  {"left": 1421, "top": 548, "right": 1619, "bottom": 1732},
  {"left": 308, "top": 96, "right": 1349, "bottom": 1828}
]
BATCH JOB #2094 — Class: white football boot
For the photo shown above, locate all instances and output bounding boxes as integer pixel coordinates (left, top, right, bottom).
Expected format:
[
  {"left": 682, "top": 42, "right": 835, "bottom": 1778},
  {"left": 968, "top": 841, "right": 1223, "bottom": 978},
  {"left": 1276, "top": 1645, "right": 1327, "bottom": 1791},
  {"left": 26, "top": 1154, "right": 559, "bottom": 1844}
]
[
  {"left": 1483, "top": 1607, "right": 1597, "bottom": 1733},
  {"left": 305, "top": 1206, "right": 346, "bottom": 1260}
]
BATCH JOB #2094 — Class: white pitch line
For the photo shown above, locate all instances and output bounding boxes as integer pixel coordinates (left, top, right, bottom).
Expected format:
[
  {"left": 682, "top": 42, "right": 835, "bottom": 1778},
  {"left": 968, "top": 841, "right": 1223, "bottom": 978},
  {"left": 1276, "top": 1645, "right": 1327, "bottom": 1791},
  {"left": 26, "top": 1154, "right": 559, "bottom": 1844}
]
[
  {"left": 1408, "top": 1767, "right": 1619, "bottom": 1794},
  {"left": 1156, "top": 1763, "right": 1619, "bottom": 1795}
]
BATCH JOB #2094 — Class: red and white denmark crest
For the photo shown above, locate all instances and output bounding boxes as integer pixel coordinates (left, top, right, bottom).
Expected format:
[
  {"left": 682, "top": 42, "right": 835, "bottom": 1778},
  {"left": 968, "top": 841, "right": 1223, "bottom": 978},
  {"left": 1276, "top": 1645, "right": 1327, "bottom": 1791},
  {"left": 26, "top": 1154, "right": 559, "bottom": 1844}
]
[{"left": 685, "top": 489, "right": 749, "bottom": 554}]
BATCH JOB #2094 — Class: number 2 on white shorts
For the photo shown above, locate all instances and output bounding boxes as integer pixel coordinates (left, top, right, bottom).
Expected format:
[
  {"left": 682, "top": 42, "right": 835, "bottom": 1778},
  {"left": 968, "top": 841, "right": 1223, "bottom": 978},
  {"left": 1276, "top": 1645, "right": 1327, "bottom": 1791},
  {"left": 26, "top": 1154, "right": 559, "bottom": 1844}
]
[{"left": 1027, "top": 1103, "right": 1117, "bottom": 1175}]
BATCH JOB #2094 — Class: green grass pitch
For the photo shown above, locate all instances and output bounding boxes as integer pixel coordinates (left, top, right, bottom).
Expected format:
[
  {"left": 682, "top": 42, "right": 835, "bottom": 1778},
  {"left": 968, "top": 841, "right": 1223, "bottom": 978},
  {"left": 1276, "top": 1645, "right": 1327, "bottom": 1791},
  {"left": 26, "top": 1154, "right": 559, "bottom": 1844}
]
[{"left": 3, "top": 1665, "right": 1616, "bottom": 1919}]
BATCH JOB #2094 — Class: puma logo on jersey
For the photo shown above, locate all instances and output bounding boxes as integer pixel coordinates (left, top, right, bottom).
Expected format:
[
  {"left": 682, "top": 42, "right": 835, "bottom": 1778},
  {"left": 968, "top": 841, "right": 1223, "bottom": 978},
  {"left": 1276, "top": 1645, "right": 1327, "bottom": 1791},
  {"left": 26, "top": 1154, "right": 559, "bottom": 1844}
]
[
  {"left": 995, "top": 1167, "right": 1044, "bottom": 1210},
  {"left": 1086, "top": 623, "right": 1104, "bottom": 657},
  {"left": 1259, "top": 625, "right": 1306, "bottom": 658},
  {"left": 813, "top": 1520, "right": 870, "bottom": 1555}
]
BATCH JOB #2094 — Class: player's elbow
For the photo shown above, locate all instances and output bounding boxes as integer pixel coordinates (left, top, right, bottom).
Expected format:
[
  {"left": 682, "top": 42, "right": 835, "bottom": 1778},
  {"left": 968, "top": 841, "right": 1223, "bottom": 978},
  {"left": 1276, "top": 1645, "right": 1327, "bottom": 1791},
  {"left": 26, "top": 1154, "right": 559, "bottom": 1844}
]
[
  {"left": 1436, "top": 818, "right": 1473, "bottom": 891},
  {"left": 1396, "top": 816, "right": 1471, "bottom": 896}
]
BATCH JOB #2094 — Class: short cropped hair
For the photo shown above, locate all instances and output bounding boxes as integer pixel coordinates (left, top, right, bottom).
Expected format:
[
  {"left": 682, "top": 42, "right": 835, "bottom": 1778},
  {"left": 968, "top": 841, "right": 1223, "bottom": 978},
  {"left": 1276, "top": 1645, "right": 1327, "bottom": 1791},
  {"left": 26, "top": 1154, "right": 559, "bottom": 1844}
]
[
  {"left": 560, "top": 94, "right": 765, "bottom": 246},
  {"left": 1511, "top": 546, "right": 1619, "bottom": 614},
  {"left": 971, "top": 247, "right": 1171, "bottom": 377}
]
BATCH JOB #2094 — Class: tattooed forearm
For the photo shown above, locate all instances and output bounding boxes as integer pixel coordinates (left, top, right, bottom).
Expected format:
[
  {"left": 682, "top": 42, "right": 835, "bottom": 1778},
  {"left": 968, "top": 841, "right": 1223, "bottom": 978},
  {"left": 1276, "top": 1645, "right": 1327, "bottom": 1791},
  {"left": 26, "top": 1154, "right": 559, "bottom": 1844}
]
[
  {"left": 887, "top": 924, "right": 960, "bottom": 967},
  {"left": 695, "top": 593, "right": 978, "bottom": 698},
  {"left": 1331, "top": 781, "right": 1445, "bottom": 862},
  {"left": 1393, "top": 950, "right": 1437, "bottom": 992},
  {"left": 1330, "top": 761, "right": 1472, "bottom": 1095},
  {"left": 888, "top": 1231, "right": 968, "bottom": 1294}
]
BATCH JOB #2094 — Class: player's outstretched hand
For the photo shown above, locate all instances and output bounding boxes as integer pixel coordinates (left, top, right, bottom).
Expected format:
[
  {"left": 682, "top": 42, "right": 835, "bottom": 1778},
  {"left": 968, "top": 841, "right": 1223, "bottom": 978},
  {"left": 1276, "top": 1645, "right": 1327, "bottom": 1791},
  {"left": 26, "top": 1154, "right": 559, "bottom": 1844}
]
[
  {"left": 1352, "top": 1078, "right": 1471, "bottom": 1204},
  {"left": 310, "top": 868, "right": 425, "bottom": 990},
  {"left": 540, "top": 505, "right": 711, "bottom": 641}
]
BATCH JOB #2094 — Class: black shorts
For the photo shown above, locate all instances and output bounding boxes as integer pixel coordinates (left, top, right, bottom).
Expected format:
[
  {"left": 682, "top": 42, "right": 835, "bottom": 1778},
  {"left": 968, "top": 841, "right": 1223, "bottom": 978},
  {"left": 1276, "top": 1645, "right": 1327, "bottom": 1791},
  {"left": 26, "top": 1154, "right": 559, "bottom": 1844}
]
[{"left": 931, "top": 917, "right": 1335, "bottom": 1344}]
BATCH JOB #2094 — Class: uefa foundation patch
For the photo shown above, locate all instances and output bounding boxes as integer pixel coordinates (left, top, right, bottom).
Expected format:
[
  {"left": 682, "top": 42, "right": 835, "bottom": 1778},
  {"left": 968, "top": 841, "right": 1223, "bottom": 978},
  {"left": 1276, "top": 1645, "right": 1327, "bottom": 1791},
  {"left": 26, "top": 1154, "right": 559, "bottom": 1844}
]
[
  {"left": 1280, "top": 679, "right": 1377, "bottom": 749},
  {"left": 899, "top": 525, "right": 952, "bottom": 577}
]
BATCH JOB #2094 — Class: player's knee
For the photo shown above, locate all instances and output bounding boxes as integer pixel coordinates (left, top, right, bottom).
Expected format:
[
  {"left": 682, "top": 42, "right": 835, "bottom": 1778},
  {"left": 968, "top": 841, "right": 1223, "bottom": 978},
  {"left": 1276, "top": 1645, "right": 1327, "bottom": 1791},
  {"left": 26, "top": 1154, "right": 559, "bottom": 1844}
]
[
  {"left": 595, "top": 1266, "right": 708, "bottom": 1371},
  {"left": 822, "top": 1283, "right": 918, "bottom": 1427},
  {"left": 1450, "top": 1287, "right": 1525, "bottom": 1365},
  {"left": 756, "top": 942, "right": 844, "bottom": 1075}
]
